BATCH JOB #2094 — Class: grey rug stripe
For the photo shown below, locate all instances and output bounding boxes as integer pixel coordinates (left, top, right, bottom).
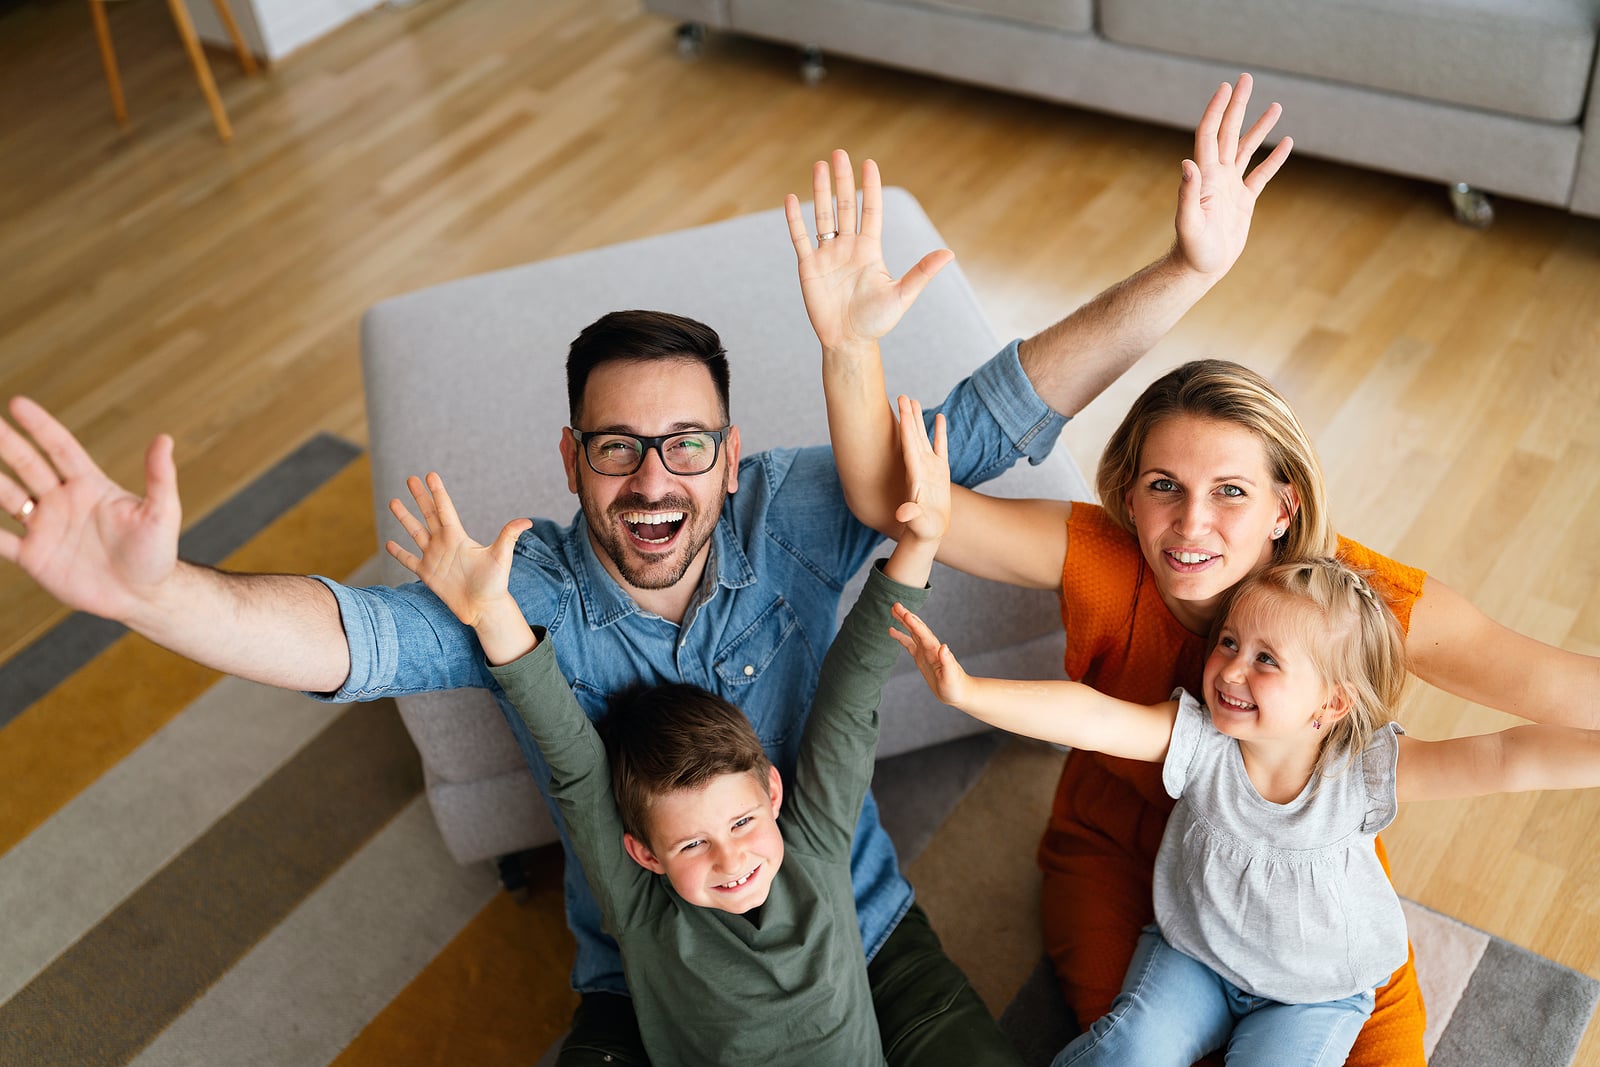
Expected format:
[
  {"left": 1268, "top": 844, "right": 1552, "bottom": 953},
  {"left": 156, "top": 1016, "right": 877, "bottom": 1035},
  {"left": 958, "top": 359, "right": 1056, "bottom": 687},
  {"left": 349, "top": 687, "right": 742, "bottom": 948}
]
[
  {"left": 0, "top": 433, "right": 363, "bottom": 727},
  {"left": 0, "top": 700, "right": 422, "bottom": 1067},
  {"left": 1431, "top": 938, "right": 1600, "bottom": 1067}
]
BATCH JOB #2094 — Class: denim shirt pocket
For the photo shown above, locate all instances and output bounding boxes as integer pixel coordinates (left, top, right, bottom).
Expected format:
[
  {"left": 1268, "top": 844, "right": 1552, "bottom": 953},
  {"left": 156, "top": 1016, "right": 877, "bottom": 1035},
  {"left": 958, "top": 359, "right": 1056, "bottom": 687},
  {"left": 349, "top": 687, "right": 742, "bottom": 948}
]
[{"left": 713, "top": 595, "right": 813, "bottom": 752}]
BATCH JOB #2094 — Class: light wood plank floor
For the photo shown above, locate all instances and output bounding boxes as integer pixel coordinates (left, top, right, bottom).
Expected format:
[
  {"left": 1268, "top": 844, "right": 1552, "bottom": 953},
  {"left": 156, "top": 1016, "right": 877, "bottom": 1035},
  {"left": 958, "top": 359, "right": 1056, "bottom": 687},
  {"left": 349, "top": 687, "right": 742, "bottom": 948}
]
[{"left": 4, "top": 0, "right": 1599, "bottom": 1058}]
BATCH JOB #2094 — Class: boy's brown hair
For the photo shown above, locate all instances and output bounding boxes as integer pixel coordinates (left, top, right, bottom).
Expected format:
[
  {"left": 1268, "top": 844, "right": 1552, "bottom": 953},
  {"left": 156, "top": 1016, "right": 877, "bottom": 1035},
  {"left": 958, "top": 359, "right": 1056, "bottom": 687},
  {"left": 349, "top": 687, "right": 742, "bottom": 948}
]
[{"left": 599, "top": 683, "right": 773, "bottom": 847}]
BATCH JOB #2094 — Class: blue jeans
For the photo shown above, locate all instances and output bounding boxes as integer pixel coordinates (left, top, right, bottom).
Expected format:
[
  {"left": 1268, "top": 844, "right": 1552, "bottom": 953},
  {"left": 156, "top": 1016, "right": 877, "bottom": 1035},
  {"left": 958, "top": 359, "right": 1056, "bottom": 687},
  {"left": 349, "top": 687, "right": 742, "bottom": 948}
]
[{"left": 1053, "top": 926, "right": 1375, "bottom": 1067}]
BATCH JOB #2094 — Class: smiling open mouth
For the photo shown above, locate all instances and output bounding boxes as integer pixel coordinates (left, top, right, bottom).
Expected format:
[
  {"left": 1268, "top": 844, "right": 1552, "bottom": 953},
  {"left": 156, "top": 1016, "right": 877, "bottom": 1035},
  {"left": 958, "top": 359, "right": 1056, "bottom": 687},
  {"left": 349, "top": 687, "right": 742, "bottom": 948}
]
[
  {"left": 622, "top": 511, "right": 686, "bottom": 545},
  {"left": 715, "top": 865, "right": 759, "bottom": 891}
]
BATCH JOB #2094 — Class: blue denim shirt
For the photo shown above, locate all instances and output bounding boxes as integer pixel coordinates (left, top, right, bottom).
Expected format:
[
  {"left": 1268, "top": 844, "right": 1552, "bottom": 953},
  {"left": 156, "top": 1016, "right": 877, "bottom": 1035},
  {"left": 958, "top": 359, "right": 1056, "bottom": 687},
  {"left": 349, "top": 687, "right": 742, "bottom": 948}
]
[{"left": 314, "top": 340, "right": 1065, "bottom": 995}]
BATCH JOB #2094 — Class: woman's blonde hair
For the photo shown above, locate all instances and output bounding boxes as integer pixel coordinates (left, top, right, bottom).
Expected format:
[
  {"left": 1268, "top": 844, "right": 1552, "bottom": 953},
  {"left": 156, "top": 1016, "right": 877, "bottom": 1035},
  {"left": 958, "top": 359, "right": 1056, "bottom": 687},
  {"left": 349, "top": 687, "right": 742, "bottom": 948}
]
[
  {"left": 1096, "top": 360, "right": 1336, "bottom": 561},
  {"left": 1217, "top": 557, "right": 1408, "bottom": 770}
]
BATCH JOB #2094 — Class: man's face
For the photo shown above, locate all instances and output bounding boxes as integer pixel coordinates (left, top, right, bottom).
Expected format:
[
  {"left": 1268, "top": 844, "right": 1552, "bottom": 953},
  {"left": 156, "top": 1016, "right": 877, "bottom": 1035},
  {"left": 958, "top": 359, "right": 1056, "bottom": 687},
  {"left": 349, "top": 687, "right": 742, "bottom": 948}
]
[{"left": 562, "top": 358, "right": 740, "bottom": 595}]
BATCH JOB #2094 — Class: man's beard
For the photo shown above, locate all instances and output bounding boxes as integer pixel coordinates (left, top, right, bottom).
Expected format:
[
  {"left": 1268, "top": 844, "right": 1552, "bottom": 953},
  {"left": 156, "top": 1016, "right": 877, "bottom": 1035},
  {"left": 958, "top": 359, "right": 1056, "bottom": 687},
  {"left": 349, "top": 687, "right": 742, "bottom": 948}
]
[{"left": 582, "top": 488, "right": 723, "bottom": 592}]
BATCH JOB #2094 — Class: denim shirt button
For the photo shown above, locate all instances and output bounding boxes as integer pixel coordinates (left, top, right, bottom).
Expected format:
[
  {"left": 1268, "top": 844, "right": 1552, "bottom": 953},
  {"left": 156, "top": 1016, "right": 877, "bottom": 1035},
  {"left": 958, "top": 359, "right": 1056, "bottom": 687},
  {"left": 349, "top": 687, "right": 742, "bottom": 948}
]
[{"left": 743, "top": 664, "right": 754, "bottom": 676}]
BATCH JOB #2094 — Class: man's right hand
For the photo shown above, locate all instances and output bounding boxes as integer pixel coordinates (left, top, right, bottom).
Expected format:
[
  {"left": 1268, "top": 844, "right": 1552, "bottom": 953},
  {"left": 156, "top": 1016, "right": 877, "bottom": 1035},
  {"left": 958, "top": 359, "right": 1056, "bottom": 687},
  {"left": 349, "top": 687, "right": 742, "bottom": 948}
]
[
  {"left": 784, "top": 150, "right": 953, "bottom": 351},
  {"left": 0, "top": 395, "right": 181, "bottom": 623}
]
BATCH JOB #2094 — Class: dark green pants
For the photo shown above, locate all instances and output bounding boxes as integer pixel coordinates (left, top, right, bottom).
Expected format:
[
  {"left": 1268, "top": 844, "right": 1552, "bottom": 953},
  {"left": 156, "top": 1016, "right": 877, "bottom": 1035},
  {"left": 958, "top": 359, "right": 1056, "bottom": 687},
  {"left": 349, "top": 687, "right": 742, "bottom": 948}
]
[{"left": 555, "top": 902, "right": 1024, "bottom": 1066}]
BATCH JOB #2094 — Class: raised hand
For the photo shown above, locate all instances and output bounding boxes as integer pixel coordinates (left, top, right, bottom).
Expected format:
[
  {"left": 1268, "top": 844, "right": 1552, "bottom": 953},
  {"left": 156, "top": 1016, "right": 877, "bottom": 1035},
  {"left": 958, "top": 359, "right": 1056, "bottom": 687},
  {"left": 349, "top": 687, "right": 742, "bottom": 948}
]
[
  {"left": 784, "top": 149, "right": 954, "bottom": 350},
  {"left": 386, "top": 472, "right": 531, "bottom": 629},
  {"left": 1175, "top": 73, "right": 1293, "bottom": 278},
  {"left": 889, "top": 602, "right": 972, "bottom": 707},
  {"left": 0, "top": 396, "right": 182, "bottom": 622},
  {"left": 891, "top": 395, "right": 950, "bottom": 546}
]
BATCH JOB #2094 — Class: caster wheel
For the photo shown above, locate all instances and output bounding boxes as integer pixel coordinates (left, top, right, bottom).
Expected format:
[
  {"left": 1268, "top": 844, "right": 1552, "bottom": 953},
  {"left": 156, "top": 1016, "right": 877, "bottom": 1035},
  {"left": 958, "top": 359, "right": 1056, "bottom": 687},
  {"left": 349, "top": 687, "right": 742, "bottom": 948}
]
[
  {"left": 675, "top": 22, "right": 705, "bottom": 60},
  {"left": 800, "top": 45, "right": 826, "bottom": 85},
  {"left": 1447, "top": 182, "right": 1494, "bottom": 228}
]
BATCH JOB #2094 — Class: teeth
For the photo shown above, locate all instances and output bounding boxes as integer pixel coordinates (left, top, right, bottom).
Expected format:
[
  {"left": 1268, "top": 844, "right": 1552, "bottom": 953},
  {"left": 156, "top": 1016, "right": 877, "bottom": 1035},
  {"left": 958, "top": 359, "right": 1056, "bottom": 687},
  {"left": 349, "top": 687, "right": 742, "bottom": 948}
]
[
  {"left": 622, "top": 511, "right": 686, "bottom": 525},
  {"left": 1172, "top": 551, "right": 1214, "bottom": 564},
  {"left": 720, "top": 870, "right": 754, "bottom": 889},
  {"left": 1218, "top": 693, "right": 1256, "bottom": 711}
]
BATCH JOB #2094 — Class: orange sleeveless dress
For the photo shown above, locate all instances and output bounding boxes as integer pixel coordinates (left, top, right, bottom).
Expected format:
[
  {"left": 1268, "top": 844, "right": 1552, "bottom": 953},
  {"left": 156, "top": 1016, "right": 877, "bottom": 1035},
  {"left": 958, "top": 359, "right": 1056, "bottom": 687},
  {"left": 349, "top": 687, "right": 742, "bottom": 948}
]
[{"left": 1041, "top": 503, "right": 1428, "bottom": 1066}]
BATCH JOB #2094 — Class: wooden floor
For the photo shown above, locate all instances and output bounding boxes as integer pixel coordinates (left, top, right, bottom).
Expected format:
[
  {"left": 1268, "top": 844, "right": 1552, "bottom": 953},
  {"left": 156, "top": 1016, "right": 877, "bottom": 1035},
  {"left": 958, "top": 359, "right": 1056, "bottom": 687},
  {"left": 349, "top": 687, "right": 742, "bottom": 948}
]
[{"left": 3, "top": 0, "right": 1599, "bottom": 1057}]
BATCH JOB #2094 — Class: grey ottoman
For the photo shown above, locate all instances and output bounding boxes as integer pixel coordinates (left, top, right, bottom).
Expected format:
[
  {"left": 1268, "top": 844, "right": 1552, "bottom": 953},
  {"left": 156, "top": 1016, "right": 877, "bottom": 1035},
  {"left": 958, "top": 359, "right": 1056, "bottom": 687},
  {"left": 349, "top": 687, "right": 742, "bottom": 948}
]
[{"left": 359, "top": 189, "right": 1091, "bottom": 866}]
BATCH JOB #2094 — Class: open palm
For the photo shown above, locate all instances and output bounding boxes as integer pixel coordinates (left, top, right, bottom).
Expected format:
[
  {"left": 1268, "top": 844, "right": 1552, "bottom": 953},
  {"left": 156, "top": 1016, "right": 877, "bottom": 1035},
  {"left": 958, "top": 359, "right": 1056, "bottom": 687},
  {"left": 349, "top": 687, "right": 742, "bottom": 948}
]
[
  {"left": 386, "top": 472, "right": 530, "bottom": 628},
  {"left": 785, "top": 151, "right": 954, "bottom": 349},
  {"left": 0, "top": 396, "right": 181, "bottom": 622}
]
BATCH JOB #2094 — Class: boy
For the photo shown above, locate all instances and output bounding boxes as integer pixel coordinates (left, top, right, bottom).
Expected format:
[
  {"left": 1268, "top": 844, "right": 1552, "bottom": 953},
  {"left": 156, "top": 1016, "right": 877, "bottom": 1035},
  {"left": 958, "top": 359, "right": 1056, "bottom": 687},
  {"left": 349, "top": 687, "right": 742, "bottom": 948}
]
[{"left": 386, "top": 398, "right": 1002, "bottom": 1065}]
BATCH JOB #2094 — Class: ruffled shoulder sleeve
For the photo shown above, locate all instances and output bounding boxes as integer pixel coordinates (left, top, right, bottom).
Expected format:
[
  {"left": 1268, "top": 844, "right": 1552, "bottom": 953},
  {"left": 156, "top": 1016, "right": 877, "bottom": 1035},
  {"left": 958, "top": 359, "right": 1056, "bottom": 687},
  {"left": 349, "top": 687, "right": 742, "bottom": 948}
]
[
  {"left": 1360, "top": 722, "right": 1407, "bottom": 834},
  {"left": 1162, "top": 688, "right": 1210, "bottom": 800}
]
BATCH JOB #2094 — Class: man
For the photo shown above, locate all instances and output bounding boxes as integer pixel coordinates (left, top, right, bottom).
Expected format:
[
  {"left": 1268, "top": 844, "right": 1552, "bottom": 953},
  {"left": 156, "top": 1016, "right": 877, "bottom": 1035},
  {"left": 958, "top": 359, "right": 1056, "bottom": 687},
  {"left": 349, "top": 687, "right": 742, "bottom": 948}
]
[{"left": 0, "top": 76, "right": 1288, "bottom": 1063}]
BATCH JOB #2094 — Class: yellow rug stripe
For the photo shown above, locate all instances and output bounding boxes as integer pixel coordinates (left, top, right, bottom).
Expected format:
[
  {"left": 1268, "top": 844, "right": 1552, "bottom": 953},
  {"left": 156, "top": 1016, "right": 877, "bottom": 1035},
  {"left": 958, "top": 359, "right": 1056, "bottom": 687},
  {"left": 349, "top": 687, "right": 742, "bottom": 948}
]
[
  {"left": 0, "top": 455, "right": 375, "bottom": 854},
  {"left": 333, "top": 855, "right": 578, "bottom": 1067}
]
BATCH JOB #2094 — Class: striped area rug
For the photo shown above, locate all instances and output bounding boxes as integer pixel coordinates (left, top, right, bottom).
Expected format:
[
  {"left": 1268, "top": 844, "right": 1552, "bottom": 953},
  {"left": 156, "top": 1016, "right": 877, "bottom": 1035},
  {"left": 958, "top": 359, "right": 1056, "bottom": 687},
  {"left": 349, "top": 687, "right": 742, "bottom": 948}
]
[{"left": 2, "top": 440, "right": 1595, "bottom": 1066}]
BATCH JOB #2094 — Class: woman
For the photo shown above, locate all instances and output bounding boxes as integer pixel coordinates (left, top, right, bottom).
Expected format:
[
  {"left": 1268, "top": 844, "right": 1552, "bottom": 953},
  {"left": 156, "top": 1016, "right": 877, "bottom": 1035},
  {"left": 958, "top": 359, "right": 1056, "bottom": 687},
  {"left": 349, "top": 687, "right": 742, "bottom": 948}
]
[{"left": 784, "top": 79, "right": 1599, "bottom": 1065}]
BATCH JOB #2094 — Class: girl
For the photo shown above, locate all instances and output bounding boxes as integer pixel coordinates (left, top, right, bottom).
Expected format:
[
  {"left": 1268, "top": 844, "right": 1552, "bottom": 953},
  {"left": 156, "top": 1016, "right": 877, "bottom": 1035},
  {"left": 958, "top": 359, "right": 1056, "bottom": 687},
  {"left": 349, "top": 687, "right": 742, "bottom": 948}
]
[{"left": 890, "top": 555, "right": 1600, "bottom": 1067}]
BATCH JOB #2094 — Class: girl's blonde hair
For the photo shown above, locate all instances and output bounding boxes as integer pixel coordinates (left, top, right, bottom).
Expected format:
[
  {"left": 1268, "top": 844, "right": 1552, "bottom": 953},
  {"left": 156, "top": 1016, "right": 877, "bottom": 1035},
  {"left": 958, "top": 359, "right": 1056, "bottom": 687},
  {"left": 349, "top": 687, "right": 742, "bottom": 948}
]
[
  {"left": 1096, "top": 360, "right": 1337, "bottom": 561},
  {"left": 1217, "top": 557, "right": 1408, "bottom": 769}
]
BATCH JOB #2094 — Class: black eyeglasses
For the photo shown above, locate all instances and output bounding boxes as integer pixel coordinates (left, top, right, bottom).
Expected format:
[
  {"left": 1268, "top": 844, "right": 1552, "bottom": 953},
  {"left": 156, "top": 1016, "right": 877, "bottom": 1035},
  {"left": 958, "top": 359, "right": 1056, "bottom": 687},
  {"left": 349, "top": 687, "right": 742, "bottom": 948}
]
[{"left": 570, "top": 427, "right": 730, "bottom": 477}]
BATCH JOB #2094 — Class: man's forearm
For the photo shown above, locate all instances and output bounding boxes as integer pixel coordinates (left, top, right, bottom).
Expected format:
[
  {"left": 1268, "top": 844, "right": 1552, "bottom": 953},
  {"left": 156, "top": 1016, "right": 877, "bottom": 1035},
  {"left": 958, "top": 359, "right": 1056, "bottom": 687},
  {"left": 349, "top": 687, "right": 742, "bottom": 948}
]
[
  {"left": 121, "top": 562, "right": 352, "bottom": 692},
  {"left": 1018, "top": 250, "right": 1218, "bottom": 416}
]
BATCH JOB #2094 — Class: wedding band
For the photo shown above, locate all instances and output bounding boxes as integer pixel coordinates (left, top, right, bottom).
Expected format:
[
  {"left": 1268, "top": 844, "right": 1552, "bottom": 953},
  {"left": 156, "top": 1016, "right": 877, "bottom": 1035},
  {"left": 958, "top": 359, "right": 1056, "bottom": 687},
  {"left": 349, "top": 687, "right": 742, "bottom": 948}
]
[
  {"left": 816, "top": 230, "right": 839, "bottom": 242},
  {"left": 16, "top": 497, "right": 35, "bottom": 522}
]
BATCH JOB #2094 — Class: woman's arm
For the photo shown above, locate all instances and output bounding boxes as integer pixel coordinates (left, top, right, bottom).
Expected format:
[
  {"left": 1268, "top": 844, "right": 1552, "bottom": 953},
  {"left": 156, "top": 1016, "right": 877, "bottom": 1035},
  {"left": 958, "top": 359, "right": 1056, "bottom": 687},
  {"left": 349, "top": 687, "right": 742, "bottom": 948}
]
[
  {"left": 1407, "top": 576, "right": 1600, "bottom": 730},
  {"left": 1396, "top": 726, "right": 1600, "bottom": 802},
  {"left": 889, "top": 602, "right": 1176, "bottom": 761}
]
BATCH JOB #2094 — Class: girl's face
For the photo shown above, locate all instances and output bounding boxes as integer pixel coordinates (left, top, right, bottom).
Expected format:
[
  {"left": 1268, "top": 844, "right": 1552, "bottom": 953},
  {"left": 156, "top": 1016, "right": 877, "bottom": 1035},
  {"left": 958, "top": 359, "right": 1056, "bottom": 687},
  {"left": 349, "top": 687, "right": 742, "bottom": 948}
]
[
  {"left": 1125, "top": 414, "right": 1296, "bottom": 634},
  {"left": 1202, "top": 592, "right": 1334, "bottom": 743}
]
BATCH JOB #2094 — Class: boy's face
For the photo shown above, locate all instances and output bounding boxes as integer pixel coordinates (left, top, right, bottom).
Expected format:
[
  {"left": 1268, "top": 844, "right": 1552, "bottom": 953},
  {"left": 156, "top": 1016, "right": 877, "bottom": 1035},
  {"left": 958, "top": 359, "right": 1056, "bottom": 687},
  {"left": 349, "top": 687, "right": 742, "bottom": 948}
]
[{"left": 623, "top": 766, "right": 785, "bottom": 915}]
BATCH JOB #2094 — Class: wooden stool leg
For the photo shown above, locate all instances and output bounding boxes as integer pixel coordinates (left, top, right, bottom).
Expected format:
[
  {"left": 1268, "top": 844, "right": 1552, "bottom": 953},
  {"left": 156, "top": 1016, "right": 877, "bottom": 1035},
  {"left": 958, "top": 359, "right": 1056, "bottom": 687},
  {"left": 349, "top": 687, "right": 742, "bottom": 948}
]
[
  {"left": 88, "top": 0, "right": 128, "bottom": 125},
  {"left": 209, "top": 0, "right": 259, "bottom": 76},
  {"left": 164, "top": 0, "right": 233, "bottom": 142}
]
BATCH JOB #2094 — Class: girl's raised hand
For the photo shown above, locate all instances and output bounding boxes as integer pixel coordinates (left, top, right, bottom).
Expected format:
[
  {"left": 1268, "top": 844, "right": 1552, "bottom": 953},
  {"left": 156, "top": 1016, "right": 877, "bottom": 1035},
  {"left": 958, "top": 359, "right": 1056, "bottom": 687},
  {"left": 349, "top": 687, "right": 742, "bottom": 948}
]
[
  {"left": 386, "top": 472, "right": 531, "bottom": 628},
  {"left": 892, "top": 396, "right": 950, "bottom": 547},
  {"left": 890, "top": 601, "right": 971, "bottom": 706}
]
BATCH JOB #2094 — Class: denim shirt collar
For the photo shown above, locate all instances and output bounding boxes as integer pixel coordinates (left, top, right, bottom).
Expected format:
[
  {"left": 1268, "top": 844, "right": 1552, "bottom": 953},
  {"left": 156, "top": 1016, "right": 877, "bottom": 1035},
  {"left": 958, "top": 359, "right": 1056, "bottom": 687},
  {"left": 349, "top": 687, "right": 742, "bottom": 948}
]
[{"left": 566, "top": 509, "right": 757, "bottom": 630}]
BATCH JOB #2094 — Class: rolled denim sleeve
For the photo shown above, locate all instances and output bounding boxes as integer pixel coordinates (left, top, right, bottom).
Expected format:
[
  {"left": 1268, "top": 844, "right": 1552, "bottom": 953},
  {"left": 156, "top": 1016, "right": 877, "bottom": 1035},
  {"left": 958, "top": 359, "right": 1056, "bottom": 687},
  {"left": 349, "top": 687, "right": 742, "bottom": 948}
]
[
  {"left": 307, "top": 576, "right": 491, "bottom": 701},
  {"left": 932, "top": 339, "right": 1068, "bottom": 488}
]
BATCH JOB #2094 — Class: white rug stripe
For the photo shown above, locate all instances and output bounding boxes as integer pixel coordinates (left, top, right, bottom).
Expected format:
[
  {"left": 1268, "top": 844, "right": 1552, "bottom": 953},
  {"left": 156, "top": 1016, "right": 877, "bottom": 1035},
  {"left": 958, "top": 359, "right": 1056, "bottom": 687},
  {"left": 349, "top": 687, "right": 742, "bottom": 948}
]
[
  {"left": 0, "top": 558, "right": 387, "bottom": 1006},
  {"left": 128, "top": 796, "right": 499, "bottom": 1067},
  {"left": 0, "top": 679, "right": 340, "bottom": 1004},
  {"left": 1401, "top": 897, "right": 1491, "bottom": 1058}
]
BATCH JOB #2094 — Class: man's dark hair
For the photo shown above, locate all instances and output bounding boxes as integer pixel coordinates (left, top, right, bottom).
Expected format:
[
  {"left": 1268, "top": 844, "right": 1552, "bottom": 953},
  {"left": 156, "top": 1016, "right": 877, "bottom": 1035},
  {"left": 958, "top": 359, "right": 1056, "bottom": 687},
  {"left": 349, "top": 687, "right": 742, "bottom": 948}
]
[
  {"left": 566, "top": 310, "right": 731, "bottom": 424},
  {"left": 599, "top": 682, "right": 772, "bottom": 847}
]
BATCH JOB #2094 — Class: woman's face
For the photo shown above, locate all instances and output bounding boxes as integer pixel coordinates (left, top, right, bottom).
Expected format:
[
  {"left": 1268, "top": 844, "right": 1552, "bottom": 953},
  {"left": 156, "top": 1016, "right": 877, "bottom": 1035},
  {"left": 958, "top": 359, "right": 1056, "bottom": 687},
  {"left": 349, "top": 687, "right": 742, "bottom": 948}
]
[{"left": 1124, "top": 413, "right": 1296, "bottom": 633}]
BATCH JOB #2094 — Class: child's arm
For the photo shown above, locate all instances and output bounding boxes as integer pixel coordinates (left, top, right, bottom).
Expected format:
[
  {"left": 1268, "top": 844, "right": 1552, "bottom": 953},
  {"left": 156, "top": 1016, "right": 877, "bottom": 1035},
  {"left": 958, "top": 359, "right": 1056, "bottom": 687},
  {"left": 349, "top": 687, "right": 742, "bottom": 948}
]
[
  {"left": 1396, "top": 727, "right": 1600, "bottom": 802},
  {"left": 384, "top": 471, "right": 536, "bottom": 665},
  {"left": 388, "top": 474, "right": 651, "bottom": 920},
  {"left": 879, "top": 394, "right": 948, "bottom": 590},
  {"left": 889, "top": 605, "right": 1177, "bottom": 763}
]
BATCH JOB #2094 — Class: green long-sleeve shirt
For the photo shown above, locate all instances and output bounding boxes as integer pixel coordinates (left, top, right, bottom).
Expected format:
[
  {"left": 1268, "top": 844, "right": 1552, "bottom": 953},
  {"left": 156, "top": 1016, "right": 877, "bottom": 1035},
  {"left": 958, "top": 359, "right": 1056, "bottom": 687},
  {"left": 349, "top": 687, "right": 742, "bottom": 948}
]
[{"left": 488, "top": 562, "right": 927, "bottom": 1066}]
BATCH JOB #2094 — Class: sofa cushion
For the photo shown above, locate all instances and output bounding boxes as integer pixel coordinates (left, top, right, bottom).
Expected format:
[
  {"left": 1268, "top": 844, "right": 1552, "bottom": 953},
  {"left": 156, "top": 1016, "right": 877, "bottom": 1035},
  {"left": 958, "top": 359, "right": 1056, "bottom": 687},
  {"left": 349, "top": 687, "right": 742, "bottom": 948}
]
[
  {"left": 876, "top": 0, "right": 1093, "bottom": 34},
  {"left": 1098, "top": 0, "right": 1600, "bottom": 124}
]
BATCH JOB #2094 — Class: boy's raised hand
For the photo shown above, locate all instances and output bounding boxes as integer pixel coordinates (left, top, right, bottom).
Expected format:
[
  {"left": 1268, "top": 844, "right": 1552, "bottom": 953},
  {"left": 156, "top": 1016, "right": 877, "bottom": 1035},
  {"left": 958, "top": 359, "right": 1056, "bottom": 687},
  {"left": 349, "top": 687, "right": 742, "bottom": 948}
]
[
  {"left": 890, "top": 602, "right": 972, "bottom": 707},
  {"left": 891, "top": 395, "right": 950, "bottom": 546},
  {"left": 386, "top": 472, "right": 531, "bottom": 629}
]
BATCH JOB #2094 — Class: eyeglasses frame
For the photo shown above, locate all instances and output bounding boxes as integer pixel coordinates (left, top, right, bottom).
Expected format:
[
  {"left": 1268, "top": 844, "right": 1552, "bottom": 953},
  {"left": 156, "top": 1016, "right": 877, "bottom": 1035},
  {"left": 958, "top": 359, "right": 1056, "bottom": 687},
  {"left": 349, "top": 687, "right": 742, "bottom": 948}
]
[{"left": 569, "top": 425, "right": 732, "bottom": 477}]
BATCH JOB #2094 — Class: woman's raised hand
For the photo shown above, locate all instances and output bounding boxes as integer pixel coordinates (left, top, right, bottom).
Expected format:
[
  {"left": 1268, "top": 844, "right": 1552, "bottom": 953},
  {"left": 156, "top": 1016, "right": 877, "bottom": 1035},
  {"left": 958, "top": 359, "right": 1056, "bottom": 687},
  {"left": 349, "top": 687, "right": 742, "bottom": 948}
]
[{"left": 784, "top": 150, "right": 954, "bottom": 350}]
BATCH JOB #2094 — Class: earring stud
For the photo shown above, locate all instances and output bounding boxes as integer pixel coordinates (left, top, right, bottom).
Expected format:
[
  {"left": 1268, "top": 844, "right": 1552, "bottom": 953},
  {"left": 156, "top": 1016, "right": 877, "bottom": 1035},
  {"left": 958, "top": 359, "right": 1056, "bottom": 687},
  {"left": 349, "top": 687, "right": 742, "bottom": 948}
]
[{"left": 1271, "top": 526, "right": 1284, "bottom": 539}]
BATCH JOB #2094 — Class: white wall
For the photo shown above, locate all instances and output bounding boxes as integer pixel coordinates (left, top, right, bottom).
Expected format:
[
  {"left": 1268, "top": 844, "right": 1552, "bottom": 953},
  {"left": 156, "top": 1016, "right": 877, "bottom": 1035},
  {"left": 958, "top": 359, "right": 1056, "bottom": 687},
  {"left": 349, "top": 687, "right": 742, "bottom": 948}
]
[{"left": 184, "top": 0, "right": 382, "bottom": 62}]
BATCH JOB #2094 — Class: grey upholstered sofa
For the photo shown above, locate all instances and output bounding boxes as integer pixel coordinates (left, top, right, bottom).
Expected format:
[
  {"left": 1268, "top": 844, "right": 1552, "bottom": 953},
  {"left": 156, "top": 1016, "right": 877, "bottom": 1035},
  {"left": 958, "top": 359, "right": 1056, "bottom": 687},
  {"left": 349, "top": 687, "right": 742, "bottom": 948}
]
[
  {"left": 644, "top": 0, "right": 1600, "bottom": 222},
  {"left": 360, "top": 190, "right": 1089, "bottom": 868}
]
